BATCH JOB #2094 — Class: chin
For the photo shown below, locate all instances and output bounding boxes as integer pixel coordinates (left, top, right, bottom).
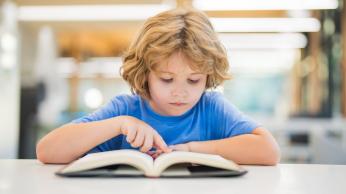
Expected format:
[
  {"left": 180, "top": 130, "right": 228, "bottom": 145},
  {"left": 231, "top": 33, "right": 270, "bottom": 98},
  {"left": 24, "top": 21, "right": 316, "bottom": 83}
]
[{"left": 168, "top": 109, "right": 189, "bottom": 116}]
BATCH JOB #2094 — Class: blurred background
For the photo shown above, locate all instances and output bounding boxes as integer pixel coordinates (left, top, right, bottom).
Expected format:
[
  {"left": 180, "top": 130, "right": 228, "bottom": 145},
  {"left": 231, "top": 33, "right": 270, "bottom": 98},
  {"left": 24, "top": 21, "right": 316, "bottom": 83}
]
[{"left": 0, "top": 0, "right": 346, "bottom": 164}]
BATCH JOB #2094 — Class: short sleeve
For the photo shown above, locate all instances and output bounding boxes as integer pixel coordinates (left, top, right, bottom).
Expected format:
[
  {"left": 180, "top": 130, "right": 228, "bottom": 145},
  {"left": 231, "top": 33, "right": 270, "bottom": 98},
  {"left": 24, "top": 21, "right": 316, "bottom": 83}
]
[
  {"left": 209, "top": 92, "right": 260, "bottom": 138},
  {"left": 70, "top": 95, "right": 131, "bottom": 155},
  {"left": 71, "top": 95, "right": 125, "bottom": 124}
]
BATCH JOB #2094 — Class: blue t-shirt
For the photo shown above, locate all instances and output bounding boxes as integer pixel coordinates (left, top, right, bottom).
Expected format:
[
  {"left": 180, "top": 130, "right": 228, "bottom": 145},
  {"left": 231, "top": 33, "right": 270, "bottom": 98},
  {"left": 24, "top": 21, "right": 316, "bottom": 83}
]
[{"left": 72, "top": 91, "right": 259, "bottom": 154}]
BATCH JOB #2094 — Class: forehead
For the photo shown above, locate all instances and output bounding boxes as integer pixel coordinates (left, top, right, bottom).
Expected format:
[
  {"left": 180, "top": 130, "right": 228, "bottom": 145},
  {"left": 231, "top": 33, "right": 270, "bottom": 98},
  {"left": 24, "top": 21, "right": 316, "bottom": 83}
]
[{"left": 155, "top": 51, "right": 202, "bottom": 74}]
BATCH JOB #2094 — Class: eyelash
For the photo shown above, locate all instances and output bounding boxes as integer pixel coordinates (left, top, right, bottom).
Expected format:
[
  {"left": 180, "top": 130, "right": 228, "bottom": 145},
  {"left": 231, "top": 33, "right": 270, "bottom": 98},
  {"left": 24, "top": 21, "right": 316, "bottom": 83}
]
[
  {"left": 160, "top": 78, "right": 173, "bottom": 83},
  {"left": 188, "top": 79, "right": 200, "bottom": 84},
  {"left": 160, "top": 78, "right": 200, "bottom": 84}
]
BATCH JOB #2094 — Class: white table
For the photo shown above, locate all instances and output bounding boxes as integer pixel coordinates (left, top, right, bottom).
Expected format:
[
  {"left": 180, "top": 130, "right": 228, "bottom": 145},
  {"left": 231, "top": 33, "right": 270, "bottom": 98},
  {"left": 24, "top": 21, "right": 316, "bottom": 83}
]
[{"left": 0, "top": 160, "right": 345, "bottom": 194}]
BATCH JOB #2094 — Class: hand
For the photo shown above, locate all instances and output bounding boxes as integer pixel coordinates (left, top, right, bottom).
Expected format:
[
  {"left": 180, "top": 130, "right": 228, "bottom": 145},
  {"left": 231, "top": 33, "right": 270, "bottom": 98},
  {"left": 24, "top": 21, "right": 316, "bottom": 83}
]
[
  {"left": 146, "top": 150, "right": 162, "bottom": 159},
  {"left": 149, "top": 143, "right": 191, "bottom": 159},
  {"left": 169, "top": 143, "right": 190, "bottom": 152},
  {"left": 118, "top": 116, "right": 172, "bottom": 153}
]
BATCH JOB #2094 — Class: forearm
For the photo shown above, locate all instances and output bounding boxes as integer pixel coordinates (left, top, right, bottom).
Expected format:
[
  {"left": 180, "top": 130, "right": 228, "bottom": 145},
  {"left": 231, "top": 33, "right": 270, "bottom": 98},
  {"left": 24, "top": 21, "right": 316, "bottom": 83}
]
[
  {"left": 36, "top": 116, "right": 123, "bottom": 164},
  {"left": 188, "top": 129, "right": 280, "bottom": 165}
]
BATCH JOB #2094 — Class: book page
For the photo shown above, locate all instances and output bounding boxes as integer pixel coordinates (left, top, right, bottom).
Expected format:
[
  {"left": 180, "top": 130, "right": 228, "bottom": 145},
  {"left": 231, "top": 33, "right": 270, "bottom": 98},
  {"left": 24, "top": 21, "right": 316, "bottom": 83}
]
[
  {"left": 152, "top": 151, "right": 242, "bottom": 176},
  {"left": 59, "top": 149, "right": 154, "bottom": 174}
]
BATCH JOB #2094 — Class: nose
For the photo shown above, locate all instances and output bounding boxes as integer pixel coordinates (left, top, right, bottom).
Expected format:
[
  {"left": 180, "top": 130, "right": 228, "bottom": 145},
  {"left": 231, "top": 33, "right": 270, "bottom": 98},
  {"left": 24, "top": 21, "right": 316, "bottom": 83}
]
[{"left": 171, "top": 85, "right": 188, "bottom": 98}]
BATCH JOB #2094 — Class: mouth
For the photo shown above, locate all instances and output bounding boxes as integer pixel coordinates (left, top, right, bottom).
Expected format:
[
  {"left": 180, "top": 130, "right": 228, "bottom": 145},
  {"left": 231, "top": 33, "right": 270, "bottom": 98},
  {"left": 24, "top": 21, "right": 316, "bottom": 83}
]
[{"left": 169, "top": 102, "right": 187, "bottom": 107}]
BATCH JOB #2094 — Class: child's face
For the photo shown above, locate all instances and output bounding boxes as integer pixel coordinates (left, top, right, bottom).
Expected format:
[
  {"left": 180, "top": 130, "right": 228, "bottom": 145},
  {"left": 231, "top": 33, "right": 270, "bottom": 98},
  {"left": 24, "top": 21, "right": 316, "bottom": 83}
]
[{"left": 148, "top": 52, "right": 207, "bottom": 116}]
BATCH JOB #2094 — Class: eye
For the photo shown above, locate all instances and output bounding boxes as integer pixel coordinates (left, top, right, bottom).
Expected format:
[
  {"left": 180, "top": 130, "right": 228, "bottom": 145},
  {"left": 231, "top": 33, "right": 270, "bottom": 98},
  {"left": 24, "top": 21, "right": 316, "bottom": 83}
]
[
  {"left": 160, "top": 78, "right": 173, "bottom": 83},
  {"left": 188, "top": 79, "right": 200, "bottom": 84}
]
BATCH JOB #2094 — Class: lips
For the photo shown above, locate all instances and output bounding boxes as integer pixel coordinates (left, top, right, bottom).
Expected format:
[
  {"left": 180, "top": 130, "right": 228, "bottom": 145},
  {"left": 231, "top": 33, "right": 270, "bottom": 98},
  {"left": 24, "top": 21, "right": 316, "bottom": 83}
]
[{"left": 169, "top": 102, "right": 187, "bottom": 106}]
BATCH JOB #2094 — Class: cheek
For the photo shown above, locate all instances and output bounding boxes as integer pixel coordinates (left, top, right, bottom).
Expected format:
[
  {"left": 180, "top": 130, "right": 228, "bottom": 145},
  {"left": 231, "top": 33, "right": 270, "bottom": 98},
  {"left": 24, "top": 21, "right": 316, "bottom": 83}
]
[
  {"left": 193, "top": 81, "right": 207, "bottom": 97},
  {"left": 191, "top": 88, "right": 204, "bottom": 99},
  {"left": 192, "top": 79, "right": 207, "bottom": 92},
  {"left": 149, "top": 83, "right": 170, "bottom": 100},
  {"left": 187, "top": 84, "right": 205, "bottom": 99}
]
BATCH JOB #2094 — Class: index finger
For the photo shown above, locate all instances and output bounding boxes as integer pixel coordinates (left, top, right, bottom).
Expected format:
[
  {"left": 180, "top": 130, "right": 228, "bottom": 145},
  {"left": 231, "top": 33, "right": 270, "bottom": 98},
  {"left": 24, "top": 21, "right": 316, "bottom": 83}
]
[{"left": 153, "top": 132, "right": 171, "bottom": 153}]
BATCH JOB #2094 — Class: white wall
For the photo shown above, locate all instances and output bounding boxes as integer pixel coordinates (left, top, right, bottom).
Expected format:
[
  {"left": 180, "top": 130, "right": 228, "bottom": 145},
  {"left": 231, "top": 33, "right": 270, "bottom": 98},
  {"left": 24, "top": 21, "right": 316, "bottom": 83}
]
[
  {"left": 0, "top": 1, "right": 20, "bottom": 159},
  {"left": 0, "top": 70, "right": 20, "bottom": 158}
]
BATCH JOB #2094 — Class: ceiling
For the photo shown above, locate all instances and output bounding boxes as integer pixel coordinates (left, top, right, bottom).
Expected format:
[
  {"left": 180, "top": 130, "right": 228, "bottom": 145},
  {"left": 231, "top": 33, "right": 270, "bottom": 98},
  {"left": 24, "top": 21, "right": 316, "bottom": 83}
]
[
  {"left": 14, "top": 0, "right": 164, "bottom": 6},
  {"left": 12, "top": 0, "right": 316, "bottom": 58}
]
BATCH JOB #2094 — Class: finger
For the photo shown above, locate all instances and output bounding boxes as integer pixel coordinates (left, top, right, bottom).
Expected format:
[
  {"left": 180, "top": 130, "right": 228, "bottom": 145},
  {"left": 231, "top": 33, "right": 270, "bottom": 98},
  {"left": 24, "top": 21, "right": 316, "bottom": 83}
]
[
  {"left": 155, "top": 149, "right": 163, "bottom": 154},
  {"left": 140, "top": 133, "right": 153, "bottom": 153},
  {"left": 131, "top": 129, "right": 145, "bottom": 148},
  {"left": 155, "top": 150, "right": 165, "bottom": 158},
  {"left": 126, "top": 127, "right": 137, "bottom": 143},
  {"left": 122, "top": 127, "right": 128, "bottom": 135},
  {"left": 153, "top": 132, "right": 171, "bottom": 153},
  {"left": 168, "top": 145, "right": 176, "bottom": 150},
  {"left": 152, "top": 152, "right": 160, "bottom": 159}
]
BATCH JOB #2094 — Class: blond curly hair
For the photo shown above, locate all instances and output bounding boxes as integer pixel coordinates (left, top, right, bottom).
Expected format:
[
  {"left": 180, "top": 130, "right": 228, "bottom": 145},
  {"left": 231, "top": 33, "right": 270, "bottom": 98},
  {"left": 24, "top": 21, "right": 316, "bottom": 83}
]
[{"left": 121, "top": 8, "right": 230, "bottom": 99}]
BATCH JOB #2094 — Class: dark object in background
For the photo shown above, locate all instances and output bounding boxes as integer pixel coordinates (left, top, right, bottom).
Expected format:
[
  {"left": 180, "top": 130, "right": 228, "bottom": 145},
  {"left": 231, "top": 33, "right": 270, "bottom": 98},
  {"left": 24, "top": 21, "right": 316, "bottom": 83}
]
[
  {"left": 289, "top": 132, "right": 309, "bottom": 145},
  {"left": 18, "top": 82, "right": 46, "bottom": 159}
]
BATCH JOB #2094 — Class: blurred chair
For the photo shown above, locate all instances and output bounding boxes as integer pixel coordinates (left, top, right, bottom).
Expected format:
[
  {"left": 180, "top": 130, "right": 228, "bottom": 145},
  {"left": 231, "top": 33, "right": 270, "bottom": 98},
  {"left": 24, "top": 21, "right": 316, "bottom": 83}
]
[{"left": 18, "top": 82, "right": 45, "bottom": 159}]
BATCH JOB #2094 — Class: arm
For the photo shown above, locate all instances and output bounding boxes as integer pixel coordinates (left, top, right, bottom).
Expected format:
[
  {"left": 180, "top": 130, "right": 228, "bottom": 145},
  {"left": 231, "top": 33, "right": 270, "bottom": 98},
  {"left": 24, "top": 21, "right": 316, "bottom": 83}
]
[
  {"left": 171, "top": 128, "right": 281, "bottom": 165},
  {"left": 36, "top": 117, "right": 123, "bottom": 164},
  {"left": 36, "top": 116, "right": 171, "bottom": 164}
]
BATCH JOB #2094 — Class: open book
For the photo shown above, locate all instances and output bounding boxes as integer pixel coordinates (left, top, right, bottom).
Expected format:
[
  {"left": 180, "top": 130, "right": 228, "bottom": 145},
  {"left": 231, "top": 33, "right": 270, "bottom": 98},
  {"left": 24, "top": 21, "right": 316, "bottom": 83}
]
[{"left": 56, "top": 149, "right": 247, "bottom": 178}]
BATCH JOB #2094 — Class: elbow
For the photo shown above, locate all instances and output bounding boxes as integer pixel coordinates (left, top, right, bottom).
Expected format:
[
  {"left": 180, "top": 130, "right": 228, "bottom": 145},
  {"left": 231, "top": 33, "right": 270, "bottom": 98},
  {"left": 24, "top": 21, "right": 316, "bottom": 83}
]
[
  {"left": 262, "top": 143, "right": 281, "bottom": 166},
  {"left": 263, "top": 153, "right": 280, "bottom": 166},
  {"left": 255, "top": 128, "right": 281, "bottom": 165},
  {"left": 36, "top": 140, "right": 50, "bottom": 164},
  {"left": 36, "top": 140, "right": 73, "bottom": 164},
  {"left": 36, "top": 140, "right": 60, "bottom": 164}
]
